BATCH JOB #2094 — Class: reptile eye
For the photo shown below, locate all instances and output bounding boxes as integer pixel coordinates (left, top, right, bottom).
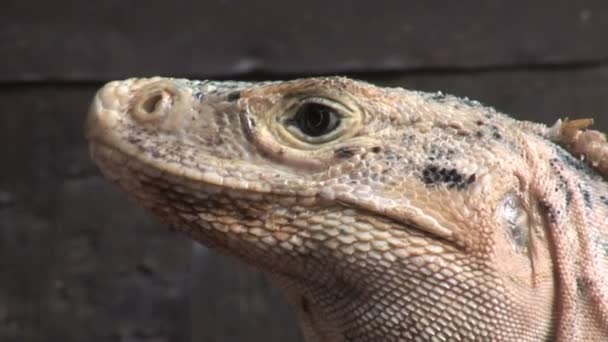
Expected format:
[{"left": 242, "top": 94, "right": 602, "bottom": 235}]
[{"left": 293, "top": 103, "right": 341, "bottom": 137}]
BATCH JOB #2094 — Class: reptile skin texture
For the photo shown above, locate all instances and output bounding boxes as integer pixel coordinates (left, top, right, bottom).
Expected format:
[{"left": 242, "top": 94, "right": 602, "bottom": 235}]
[{"left": 86, "top": 77, "right": 608, "bottom": 341}]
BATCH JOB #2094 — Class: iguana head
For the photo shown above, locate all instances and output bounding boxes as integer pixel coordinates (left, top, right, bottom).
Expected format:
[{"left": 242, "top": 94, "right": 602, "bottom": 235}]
[{"left": 87, "top": 76, "right": 607, "bottom": 341}]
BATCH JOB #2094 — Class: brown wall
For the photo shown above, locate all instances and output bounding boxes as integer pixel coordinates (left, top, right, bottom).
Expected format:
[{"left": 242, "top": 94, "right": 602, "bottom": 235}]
[{"left": 1, "top": 1, "right": 607, "bottom": 341}]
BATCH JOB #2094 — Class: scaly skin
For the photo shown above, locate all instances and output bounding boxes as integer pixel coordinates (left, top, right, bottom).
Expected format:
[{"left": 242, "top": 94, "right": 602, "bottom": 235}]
[{"left": 86, "top": 77, "right": 608, "bottom": 341}]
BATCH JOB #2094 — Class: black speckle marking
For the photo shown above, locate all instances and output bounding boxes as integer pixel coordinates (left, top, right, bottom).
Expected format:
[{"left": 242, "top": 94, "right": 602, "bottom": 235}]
[
  {"left": 549, "top": 157, "right": 574, "bottom": 208},
  {"left": 600, "top": 195, "right": 608, "bottom": 207},
  {"left": 425, "top": 146, "right": 456, "bottom": 162},
  {"left": 370, "top": 146, "right": 382, "bottom": 153},
  {"left": 576, "top": 277, "right": 588, "bottom": 296},
  {"left": 421, "top": 165, "right": 476, "bottom": 190},
  {"left": 490, "top": 125, "right": 502, "bottom": 140},
  {"left": 384, "top": 149, "right": 401, "bottom": 162},
  {"left": 578, "top": 184, "right": 593, "bottom": 209},
  {"left": 227, "top": 91, "right": 241, "bottom": 101},
  {"left": 402, "top": 134, "right": 415, "bottom": 143},
  {"left": 334, "top": 146, "right": 358, "bottom": 159},
  {"left": 476, "top": 120, "right": 485, "bottom": 126},
  {"left": 126, "top": 136, "right": 142, "bottom": 145},
  {"left": 540, "top": 200, "right": 558, "bottom": 224},
  {"left": 565, "top": 189, "right": 573, "bottom": 207},
  {"left": 194, "top": 92, "right": 204, "bottom": 100},
  {"left": 555, "top": 145, "right": 593, "bottom": 174}
]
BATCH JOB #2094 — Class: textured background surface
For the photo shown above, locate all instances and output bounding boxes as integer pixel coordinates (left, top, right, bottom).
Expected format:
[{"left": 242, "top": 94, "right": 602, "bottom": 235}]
[{"left": 1, "top": 1, "right": 607, "bottom": 341}]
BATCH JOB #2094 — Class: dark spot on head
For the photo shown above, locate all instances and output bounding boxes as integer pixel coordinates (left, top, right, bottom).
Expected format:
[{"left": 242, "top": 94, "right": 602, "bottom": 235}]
[
  {"left": 384, "top": 149, "right": 401, "bottom": 161},
  {"left": 227, "top": 91, "right": 241, "bottom": 102},
  {"left": 402, "top": 134, "right": 415, "bottom": 143},
  {"left": 467, "top": 174, "right": 476, "bottom": 185},
  {"left": 549, "top": 158, "right": 572, "bottom": 208},
  {"left": 565, "top": 189, "right": 573, "bottom": 206},
  {"left": 540, "top": 201, "right": 559, "bottom": 224},
  {"left": 421, "top": 165, "right": 475, "bottom": 190},
  {"left": 371, "top": 146, "right": 382, "bottom": 153},
  {"left": 334, "top": 146, "right": 358, "bottom": 159},
  {"left": 476, "top": 120, "right": 484, "bottom": 126},
  {"left": 578, "top": 184, "right": 593, "bottom": 209},
  {"left": 576, "top": 277, "right": 589, "bottom": 296},
  {"left": 555, "top": 146, "right": 592, "bottom": 174},
  {"left": 601, "top": 195, "right": 608, "bottom": 207},
  {"left": 425, "top": 145, "right": 456, "bottom": 161},
  {"left": 490, "top": 125, "right": 502, "bottom": 139},
  {"left": 126, "top": 136, "right": 142, "bottom": 145}
]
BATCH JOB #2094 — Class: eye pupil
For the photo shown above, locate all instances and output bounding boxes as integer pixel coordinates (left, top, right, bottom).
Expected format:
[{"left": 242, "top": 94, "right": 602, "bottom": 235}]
[{"left": 294, "top": 103, "right": 340, "bottom": 137}]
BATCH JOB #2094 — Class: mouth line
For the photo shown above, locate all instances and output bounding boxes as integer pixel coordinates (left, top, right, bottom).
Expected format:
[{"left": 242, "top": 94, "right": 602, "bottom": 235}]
[
  {"left": 88, "top": 140, "right": 319, "bottom": 200},
  {"left": 90, "top": 141, "right": 463, "bottom": 253}
]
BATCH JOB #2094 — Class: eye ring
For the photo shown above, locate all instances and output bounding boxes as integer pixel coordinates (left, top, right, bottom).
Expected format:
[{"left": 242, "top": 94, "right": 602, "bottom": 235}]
[
  {"left": 277, "top": 96, "right": 360, "bottom": 147},
  {"left": 291, "top": 102, "right": 341, "bottom": 137}
]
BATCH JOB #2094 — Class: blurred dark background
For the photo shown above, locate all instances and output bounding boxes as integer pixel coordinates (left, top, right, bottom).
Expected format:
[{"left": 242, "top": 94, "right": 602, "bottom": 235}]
[{"left": 1, "top": 1, "right": 607, "bottom": 341}]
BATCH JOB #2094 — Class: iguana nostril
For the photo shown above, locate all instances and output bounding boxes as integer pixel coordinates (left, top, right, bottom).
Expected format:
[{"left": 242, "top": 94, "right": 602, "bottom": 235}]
[
  {"left": 141, "top": 93, "right": 164, "bottom": 115},
  {"left": 131, "top": 87, "right": 174, "bottom": 123}
]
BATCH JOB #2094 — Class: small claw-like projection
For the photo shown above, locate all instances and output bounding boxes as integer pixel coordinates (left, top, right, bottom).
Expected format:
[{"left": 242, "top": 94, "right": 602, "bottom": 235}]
[
  {"left": 550, "top": 118, "right": 608, "bottom": 178},
  {"left": 560, "top": 118, "right": 595, "bottom": 141}
]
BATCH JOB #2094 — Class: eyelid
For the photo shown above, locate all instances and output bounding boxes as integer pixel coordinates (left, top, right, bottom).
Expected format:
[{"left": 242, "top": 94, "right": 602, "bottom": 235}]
[{"left": 293, "top": 96, "right": 353, "bottom": 115}]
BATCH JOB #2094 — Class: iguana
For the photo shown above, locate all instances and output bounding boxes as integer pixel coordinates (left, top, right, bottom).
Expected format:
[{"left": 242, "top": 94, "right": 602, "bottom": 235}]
[{"left": 86, "top": 76, "right": 608, "bottom": 341}]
